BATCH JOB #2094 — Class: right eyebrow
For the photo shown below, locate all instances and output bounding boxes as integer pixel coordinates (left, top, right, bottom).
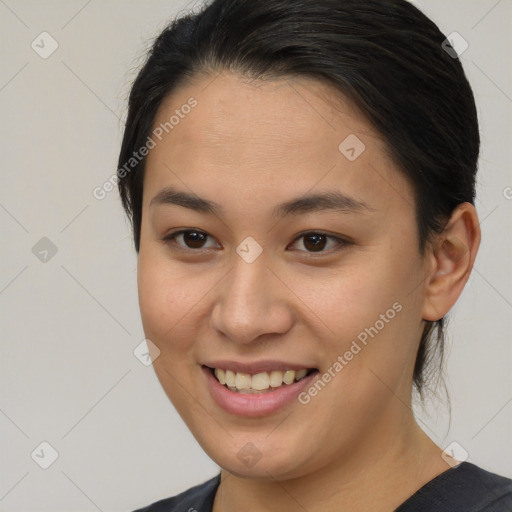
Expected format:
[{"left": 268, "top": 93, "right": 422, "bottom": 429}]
[{"left": 150, "top": 187, "right": 220, "bottom": 215}]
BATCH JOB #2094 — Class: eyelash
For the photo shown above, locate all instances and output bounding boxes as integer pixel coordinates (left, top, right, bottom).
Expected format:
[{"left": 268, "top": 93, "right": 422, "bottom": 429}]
[{"left": 161, "top": 229, "right": 349, "bottom": 256}]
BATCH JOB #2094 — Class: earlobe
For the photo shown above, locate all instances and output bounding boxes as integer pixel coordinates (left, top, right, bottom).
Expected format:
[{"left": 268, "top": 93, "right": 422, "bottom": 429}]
[{"left": 422, "top": 202, "right": 481, "bottom": 321}]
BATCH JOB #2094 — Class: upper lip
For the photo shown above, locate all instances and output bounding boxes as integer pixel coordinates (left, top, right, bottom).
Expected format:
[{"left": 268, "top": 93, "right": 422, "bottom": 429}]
[{"left": 202, "top": 360, "right": 318, "bottom": 374}]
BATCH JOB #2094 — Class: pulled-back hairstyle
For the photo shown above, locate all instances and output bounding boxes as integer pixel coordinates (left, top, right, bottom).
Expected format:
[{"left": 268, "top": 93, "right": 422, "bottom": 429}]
[{"left": 117, "top": 0, "right": 479, "bottom": 400}]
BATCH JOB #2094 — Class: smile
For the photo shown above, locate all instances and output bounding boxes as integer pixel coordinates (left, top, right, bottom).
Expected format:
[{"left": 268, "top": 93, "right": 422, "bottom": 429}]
[
  {"left": 207, "top": 366, "right": 316, "bottom": 393},
  {"left": 202, "top": 365, "right": 320, "bottom": 417}
]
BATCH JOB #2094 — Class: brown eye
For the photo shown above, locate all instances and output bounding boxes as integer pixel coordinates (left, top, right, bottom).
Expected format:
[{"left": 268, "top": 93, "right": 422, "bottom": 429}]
[
  {"left": 289, "top": 232, "right": 346, "bottom": 254},
  {"left": 163, "top": 230, "right": 219, "bottom": 250},
  {"left": 181, "top": 231, "right": 207, "bottom": 248},
  {"left": 303, "top": 233, "right": 328, "bottom": 252}
]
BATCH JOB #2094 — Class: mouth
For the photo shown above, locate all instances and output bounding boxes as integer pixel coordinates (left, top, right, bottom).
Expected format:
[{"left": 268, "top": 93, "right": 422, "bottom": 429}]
[
  {"left": 203, "top": 365, "right": 318, "bottom": 394},
  {"left": 202, "top": 363, "right": 321, "bottom": 417}
]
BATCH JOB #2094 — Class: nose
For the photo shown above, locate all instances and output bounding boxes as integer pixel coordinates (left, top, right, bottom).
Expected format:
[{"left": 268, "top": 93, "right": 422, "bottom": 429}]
[{"left": 210, "top": 253, "right": 294, "bottom": 345}]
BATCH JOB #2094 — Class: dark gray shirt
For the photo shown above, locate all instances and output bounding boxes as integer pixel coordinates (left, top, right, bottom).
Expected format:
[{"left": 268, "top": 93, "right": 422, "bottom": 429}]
[{"left": 132, "top": 462, "right": 512, "bottom": 511}]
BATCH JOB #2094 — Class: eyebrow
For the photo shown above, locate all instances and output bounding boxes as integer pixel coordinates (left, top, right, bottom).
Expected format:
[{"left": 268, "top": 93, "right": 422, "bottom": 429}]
[{"left": 149, "top": 186, "right": 373, "bottom": 218}]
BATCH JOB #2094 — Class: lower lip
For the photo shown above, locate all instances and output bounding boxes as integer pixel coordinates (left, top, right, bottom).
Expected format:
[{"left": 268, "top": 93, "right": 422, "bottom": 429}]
[{"left": 202, "top": 366, "right": 319, "bottom": 417}]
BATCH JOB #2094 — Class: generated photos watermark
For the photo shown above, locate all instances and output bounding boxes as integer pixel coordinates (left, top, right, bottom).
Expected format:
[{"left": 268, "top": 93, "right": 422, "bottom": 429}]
[
  {"left": 298, "top": 301, "right": 403, "bottom": 405},
  {"left": 92, "top": 97, "right": 197, "bottom": 200}
]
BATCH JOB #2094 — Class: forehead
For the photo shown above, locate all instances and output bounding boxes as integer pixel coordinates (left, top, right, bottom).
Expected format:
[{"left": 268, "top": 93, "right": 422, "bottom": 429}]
[
  {"left": 143, "top": 71, "right": 413, "bottom": 215},
  {"left": 152, "top": 72, "right": 379, "bottom": 160}
]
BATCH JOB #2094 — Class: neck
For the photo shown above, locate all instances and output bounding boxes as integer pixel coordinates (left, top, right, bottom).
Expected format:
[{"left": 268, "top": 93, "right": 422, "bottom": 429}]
[{"left": 212, "top": 410, "right": 448, "bottom": 512}]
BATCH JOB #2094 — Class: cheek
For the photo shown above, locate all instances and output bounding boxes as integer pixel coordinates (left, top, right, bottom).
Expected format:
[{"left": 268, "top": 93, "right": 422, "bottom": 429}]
[
  {"left": 137, "top": 250, "right": 194, "bottom": 350},
  {"left": 137, "top": 248, "right": 225, "bottom": 364},
  {"left": 315, "top": 246, "right": 424, "bottom": 373},
  {"left": 318, "top": 260, "right": 406, "bottom": 328}
]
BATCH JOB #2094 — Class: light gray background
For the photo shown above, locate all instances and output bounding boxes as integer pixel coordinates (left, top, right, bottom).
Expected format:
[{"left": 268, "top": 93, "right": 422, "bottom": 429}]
[{"left": 0, "top": 1, "right": 510, "bottom": 511}]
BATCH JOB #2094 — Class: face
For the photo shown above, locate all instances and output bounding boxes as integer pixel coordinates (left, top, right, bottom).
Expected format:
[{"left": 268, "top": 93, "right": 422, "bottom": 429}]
[{"left": 138, "top": 71, "right": 431, "bottom": 480}]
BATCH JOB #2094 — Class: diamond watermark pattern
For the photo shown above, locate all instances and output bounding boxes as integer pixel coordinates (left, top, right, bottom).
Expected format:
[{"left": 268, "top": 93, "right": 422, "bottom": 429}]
[
  {"left": 32, "top": 237, "right": 58, "bottom": 263},
  {"left": 31, "top": 441, "right": 59, "bottom": 469},
  {"left": 237, "top": 442, "right": 262, "bottom": 468},
  {"left": 133, "top": 338, "right": 161, "bottom": 366},
  {"left": 236, "top": 236, "right": 263, "bottom": 264},
  {"left": 338, "top": 134, "right": 366, "bottom": 161},
  {"left": 441, "top": 441, "right": 469, "bottom": 467},
  {"left": 441, "top": 31, "right": 469, "bottom": 59},
  {"left": 31, "top": 31, "right": 59, "bottom": 59}
]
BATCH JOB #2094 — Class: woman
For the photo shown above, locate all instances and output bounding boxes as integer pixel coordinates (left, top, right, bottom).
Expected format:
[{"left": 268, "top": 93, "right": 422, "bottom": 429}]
[{"left": 117, "top": 0, "right": 512, "bottom": 510}]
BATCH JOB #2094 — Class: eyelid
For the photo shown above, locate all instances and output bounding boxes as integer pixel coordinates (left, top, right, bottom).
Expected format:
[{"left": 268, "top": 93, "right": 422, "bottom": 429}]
[{"left": 161, "top": 229, "right": 349, "bottom": 255}]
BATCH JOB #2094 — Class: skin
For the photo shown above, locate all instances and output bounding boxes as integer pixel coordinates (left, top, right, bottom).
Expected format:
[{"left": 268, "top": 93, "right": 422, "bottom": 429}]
[{"left": 137, "top": 71, "right": 480, "bottom": 511}]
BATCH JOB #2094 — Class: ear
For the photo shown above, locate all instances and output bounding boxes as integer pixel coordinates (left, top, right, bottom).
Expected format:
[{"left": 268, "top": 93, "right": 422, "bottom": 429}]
[{"left": 422, "top": 202, "right": 481, "bottom": 322}]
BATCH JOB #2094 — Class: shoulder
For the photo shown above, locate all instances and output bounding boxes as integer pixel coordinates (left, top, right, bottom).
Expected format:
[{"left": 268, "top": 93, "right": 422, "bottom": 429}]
[
  {"left": 396, "top": 462, "right": 512, "bottom": 512},
  {"left": 131, "top": 472, "right": 221, "bottom": 512}
]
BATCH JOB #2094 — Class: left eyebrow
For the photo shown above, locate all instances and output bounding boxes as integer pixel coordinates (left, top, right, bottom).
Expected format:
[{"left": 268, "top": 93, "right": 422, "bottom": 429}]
[
  {"left": 149, "top": 186, "right": 374, "bottom": 218},
  {"left": 273, "top": 190, "right": 374, "bottom": 218}
]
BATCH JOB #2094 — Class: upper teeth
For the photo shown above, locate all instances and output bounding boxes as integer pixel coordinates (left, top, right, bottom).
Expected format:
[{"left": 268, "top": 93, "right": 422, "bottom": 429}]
[{"left": 214, "top": 368, "right": 309, "bottom": 390}]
